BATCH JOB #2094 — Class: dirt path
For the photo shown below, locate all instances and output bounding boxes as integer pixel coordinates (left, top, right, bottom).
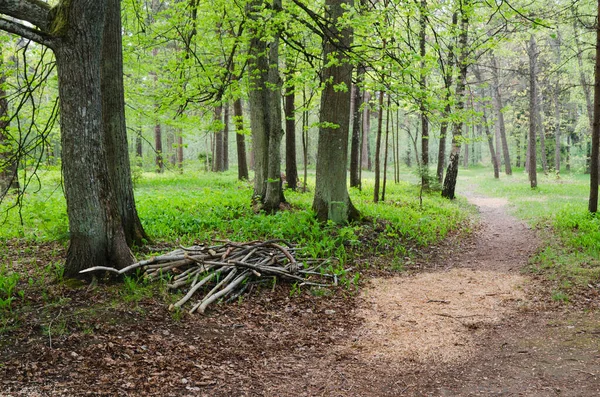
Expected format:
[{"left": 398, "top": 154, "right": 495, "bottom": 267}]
[{"left": 268, "top": 191, "right": 600, "bottom": 396}]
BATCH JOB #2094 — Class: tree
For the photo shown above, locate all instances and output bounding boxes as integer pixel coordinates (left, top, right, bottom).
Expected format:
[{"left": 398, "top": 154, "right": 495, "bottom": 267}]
[
  {"left": 490, "top": 53, "right": 512, "bottom": 175},
  {"left": 527, "top": 34, "right": 539, "bottom": 188},
  {"left": 350, "top": 64, "right": 365, "bottom": 188},
  {"left": 312, "top": 0, "right": 359, "bottom": 223},
  {"left": 102, "top": 0, "right": 147, "bottom": 246},
  {"left": 0, "top": 46, "right": 18, "bottom": 196},
  {"left": 0, "top": 0, "right": 134, "bottom": 277},
  {"left": 442, "top": 0, "right": 469, "bottom": 200},
  {"left": 284, "top": 68, "right": 299, "bottom": 190},
  {"left": 233, "top": 98, "right": 249, "bottom": 180},
  {"left": 247, "top": 0, "right": 285, "bottom": 212},
  {"left": 418, "top": 0, "right": 430, "bottom": 189},
  {"left": 589, "top": 0, "right": 600, "bottom": 213}
]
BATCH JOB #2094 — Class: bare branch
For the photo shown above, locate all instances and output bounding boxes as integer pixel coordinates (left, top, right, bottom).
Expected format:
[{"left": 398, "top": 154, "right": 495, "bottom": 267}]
[
  {"left": 0, "top": 0, "right": 51, "bottom": 31},
  {"left": 0, "top": 17, "right": 53, "bottom": 47}
]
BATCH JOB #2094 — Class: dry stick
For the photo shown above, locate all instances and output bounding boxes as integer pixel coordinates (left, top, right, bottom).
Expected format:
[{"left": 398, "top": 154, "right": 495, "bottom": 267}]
[
  {"left": 170, "top": 268, "right": 224, "bottom": 310},
  {"left": 194, "top": 271, "right": 250, "bottom": 314},
  {"left": 192, "top": 267, "right": 238, "bottom": 311}
]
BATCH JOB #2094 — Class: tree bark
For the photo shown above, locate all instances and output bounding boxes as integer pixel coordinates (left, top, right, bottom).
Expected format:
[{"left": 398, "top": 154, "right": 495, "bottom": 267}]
[
  {"left": 0, "top": 47, "right": 18, "bottom": 196},
  {"left": 350, "top": 64, "right": 365, "bottom": 188},
  {"left": 52, "top": 1, "right": 133, "bottom": 277},
  {"left": 589, "top": 0, "right": 600, "bottom": 212},
  {"left": 527, "top": 34, "right": 538, "bottom": 188},
  {"left": 101, "top": 0, "right": 147, "bottom": 245},
  {"left": 223, "top": 103, "right": 229, "bottom": 171},
  {"left": 419, "top": 0, "right": 429, "bottom": 189},
  {"left": 233, "top": 98, "right": 249, "bottom": 180},
  {"left": 442, "top": 3, "right": 469, "bottom": 200},
  {"left": 553, "top": 31, "right": 562, "bottom": 173},
  {"left": 284, "top": 70, "right": 298, "bottom": 190},
  {"left": 538, "top": 92, "right": 548, "bottom": 174},
  {"left": 213, "top": 105, "right": 224, "bottom": 172},
  {"left": 361, "top": 92, "right": 371, "bottom": 170},
  {"left": 490, "top": 53, "right": 512, "bottom": 175},
  {"left": 312, "top": 0, "right": 359, "bottom": 223},
  {"left": 374, "top": 90, "right": 384, "bottom": 203}
]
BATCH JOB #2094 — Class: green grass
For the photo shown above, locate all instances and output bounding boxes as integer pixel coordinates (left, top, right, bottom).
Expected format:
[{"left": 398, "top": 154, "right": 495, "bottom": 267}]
[{"left": 461, "top": 166, "right": 600, "bottom": 299}]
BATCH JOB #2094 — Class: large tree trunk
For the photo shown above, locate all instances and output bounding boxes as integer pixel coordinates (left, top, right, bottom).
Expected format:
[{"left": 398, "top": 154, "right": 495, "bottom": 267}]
[
  {"left": 442, "top": 3, "right": 469, "bottom": 200},
  {"left": 54, "top": 1, "right": 132, "bottom": 277},
  {"left": 0, "top": 47, "right": 18, "bottom": 196},
  {"left": 589, "top": 0, "right": 600, "bottom": 212},
  {"left": 247, "top": 0, "right": 284, "bottom": 210},
  {"left": 527, "top": 34, "right": 538, "bottom": 188},
  {"left": 350, "top": 64, "right": 365, "bottom": 188},
  {"left": 490, "top": 53, "right": 512, "bottom": 175},
  {"left": 284, "top": 70, "right": 298, "bottom": 190},
  {"left": 101, "top": 0, "right": 147, "bottom": 246},
  {"left": 312, "top": 0, "right": 359, "bottom": 223},
  {"left": 233, "top": 98, "right": 249, "bottom": 180}
]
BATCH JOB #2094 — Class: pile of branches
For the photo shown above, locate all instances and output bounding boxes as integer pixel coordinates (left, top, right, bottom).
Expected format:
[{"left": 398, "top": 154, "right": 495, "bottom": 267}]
[{"left": 80, "top": 240, "right": 338, "bottom": 314}]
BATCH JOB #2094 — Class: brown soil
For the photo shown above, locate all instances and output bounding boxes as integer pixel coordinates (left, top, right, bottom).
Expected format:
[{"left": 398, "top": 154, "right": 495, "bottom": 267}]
[{"left": 2, "top": 192, "right": 599, "bottom": 396}]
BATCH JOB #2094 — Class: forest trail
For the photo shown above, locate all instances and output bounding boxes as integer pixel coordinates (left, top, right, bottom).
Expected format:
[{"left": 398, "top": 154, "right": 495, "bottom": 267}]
[{"left": 268, "top": 191, "right": 600, "bottom": 396}]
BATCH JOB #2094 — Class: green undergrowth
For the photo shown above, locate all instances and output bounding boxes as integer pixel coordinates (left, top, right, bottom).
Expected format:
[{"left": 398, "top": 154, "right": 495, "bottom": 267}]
[{"left": 461, "top": 167, "right": 600, "bottom": 301}]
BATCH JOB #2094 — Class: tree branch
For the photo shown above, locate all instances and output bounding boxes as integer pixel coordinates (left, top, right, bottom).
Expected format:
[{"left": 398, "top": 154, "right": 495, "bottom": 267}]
[
  {"left": 0, "top": 17, "right": 54, "bottom": 47},
  {"left": 0, "top": 0, "right": 51, "bottom": 31}
]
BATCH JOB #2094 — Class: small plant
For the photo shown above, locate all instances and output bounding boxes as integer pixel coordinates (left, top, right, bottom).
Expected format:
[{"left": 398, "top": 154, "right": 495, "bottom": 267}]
[
  {"left": 290, "top": 282, "right": 301, "bottom": 297},
  {"left": 551, "top": 290, "right": 569, "bottom": 303},
  {"left": 0, "top": 267, "right": 20, "bottom": 312}
]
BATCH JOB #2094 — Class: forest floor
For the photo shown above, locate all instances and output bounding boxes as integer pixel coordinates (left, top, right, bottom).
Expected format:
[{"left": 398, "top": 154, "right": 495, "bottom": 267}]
[{"left": 1, "top": 190, "right": 600, "bottom": 396}]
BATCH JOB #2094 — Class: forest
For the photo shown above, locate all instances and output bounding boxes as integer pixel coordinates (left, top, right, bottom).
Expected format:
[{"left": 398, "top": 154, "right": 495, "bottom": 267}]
[{"left": 0, "top": 0, "right": 599, "bottom": 395}]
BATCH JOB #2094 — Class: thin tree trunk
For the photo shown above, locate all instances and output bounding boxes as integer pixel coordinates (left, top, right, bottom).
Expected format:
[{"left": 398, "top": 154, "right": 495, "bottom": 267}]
[
  {"left": 350, "top": 65, "right": 365, "bottom": 188},
  {"left": 442, "top": 2, "right": 469, "bottom": 200},
  {"left": 223, "top": 103, "right": 229, "bottom": 171},
  {"left": 284, "top": 69, "right": 298, "bottom": 190},
  {"left": 553, "top": 31, "right": 562, "bottom": 174},
  {"left": 177, "top": 132, "right": 184, "bottom": 173},
  {"left": 154, "top": 123, "right": 163, "bottom": 172},
  {"left": 374, "top": 90, "right": 384, "bottom": 203},
  {"left": 361, "top": 92, "right": 371, "bottom": 170},
  {"left": 539, "top": 92, "right": 548, "bottom": 174},
  {"left": 166, "top": 129, "right": 175, "bottom": 165},
  {"left": 233, "top": 98, "right": 249, "bottom": 180},
  {"left": 382, "top": 95, "right": 391, "bottom": 201},
  {"left": 527, "top": 34, "right": 538, "bottom": 188},
  {"left": 589, "top": 0, "right": 600, "bottom": 212},
  {"left": 574, "top": 14, "right": 594, "bottom": 173},
  {"left": 419, "top": 0, "right": 429, "bottom": 189},
  {"left": 490, "top": 53, "right": 512, "bottom": 175},
  {"left": 213, "top": 105, "right": 224, "bottom": 172},
  {"left": 302, "top": 87, "right": 309, "bottom": 192}
]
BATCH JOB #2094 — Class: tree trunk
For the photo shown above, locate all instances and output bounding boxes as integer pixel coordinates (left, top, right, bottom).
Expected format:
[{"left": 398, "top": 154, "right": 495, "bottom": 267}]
[
  {"left": 589, "top": 0, "right": 600, "bottom": 213},
  {"left": 490, "top": 53, "right": 512, "bottom": 175},
  {"left": 419, "top": 0, "right": 429, "bottom": 189},
  {"left": 0, "top": 47, "right": 18, "bottom": 196},
  {"left": 223, "top": 103, "right": 229, "bottom": 171},
  {"left": 442, "top": 3, "right": 469, "bottom": 200},
  {"left": 312, "top": 0, "right": 359, "bottom": 223},
  {"left": 350, "top": 64, "right": 365, "bottom": 188},
  {"left": 538, "top": 92, "right": 548, "bottom": 174},
  {"left": 284, "top": 70, "right": 298, "bottom": 190},
  {"left": 213, "top": 105, "right": 224, "bottom": 172},
  {"left": 374, "top": 90, "right": 384, "bottom": 203},
  {"left": 52, "top": 1, "right": 132, "bottom": 277},
  {"left": 262, "top": 0, "right": 285, "bottom": 212},
  {"left": 382, "top": 96, "right": 391, "bottom": 201},
  {"left": 527, "top": 34, "right": 538, "bottom": 188},
  {"left": 101, "top": 0, "right": 147, "bottom": 246},
  {"left": 436, "top": 12, "right": 457, "bottom": 184},
  {"left": 135, "top": 129, "right": 143, "bottom": 162},
  {"left": 553, "top": 31, "right": 562, "bottom": 174},
  {"left": 573, "top": 15, "right": 594, "bottom": 174},
  {"left": 166, "top": 130, "right": 175, "bottom": 165},
  {"left": 361, "top": 92, "right": 371, "bottom": 170},
  {"left": 177, "top": 132, "right": 184, "bottom": 173},
  {"left": 233, "top": 98, "right": 249, "bottom": 180}
]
